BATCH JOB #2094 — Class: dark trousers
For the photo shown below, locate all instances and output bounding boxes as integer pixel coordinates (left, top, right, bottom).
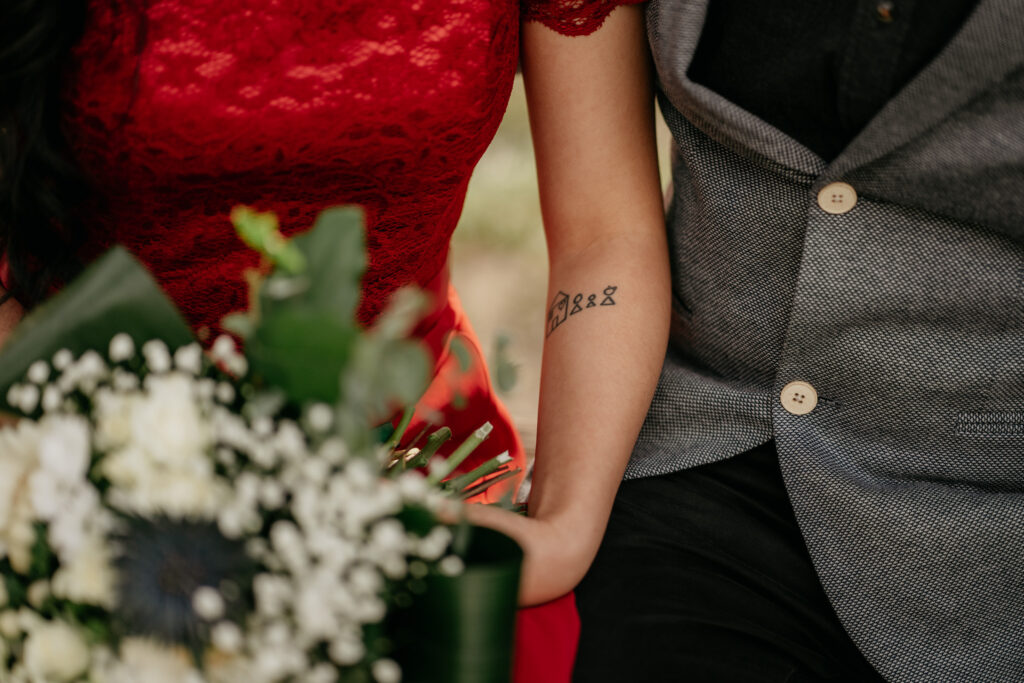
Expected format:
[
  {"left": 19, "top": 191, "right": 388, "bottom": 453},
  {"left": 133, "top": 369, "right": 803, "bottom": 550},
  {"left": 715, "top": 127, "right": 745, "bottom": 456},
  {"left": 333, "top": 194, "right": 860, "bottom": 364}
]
[{"left": 573, "top": 443, "right": 885, "bottom": 682}]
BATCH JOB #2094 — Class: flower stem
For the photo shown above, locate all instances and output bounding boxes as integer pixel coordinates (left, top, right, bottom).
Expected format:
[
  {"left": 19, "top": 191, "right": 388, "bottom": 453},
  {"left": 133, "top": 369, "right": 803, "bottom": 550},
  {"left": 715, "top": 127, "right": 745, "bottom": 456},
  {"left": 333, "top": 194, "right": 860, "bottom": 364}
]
[
  {"left": 406, "top": 427, "right": 452, "bottom": 470},
  {"left": 446, "top": 451, "right": 512, "bottom": 493},
  {"left": 384, "top": 405, "right": 416, "bottom": 451},
  {"left": 427, "top": 422, "right": 492, "bottom": 485}
]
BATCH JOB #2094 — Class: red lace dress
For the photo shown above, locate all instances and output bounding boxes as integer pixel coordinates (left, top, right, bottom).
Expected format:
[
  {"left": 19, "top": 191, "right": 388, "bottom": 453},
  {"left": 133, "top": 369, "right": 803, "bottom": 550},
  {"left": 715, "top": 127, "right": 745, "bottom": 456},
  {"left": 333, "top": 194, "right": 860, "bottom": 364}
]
[{"left": 47, "top": 1, "right": 638, "bottom": 681}]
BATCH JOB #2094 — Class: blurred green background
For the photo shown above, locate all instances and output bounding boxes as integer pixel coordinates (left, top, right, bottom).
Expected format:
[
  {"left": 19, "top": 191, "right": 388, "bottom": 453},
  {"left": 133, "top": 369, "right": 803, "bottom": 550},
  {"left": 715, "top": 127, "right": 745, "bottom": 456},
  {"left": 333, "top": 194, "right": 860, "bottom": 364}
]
[{"left": 450, "top": 75, "right": 670, "bottom": 456}]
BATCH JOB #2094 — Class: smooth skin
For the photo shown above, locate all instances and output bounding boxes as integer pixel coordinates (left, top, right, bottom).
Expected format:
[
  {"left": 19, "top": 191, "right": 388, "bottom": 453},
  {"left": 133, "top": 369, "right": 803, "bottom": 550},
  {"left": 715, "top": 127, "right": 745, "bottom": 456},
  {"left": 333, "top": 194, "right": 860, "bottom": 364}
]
[{"left": 466, "top": 6, "right": 671, "bottom": 606}]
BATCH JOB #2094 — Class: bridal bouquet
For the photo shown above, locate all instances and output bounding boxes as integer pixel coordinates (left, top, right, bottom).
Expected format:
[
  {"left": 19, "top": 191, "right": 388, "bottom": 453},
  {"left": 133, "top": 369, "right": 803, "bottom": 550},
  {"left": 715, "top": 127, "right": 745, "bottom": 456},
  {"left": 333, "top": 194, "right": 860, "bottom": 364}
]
[{"left": 0, "top": 207, "right": 521, "bottom": 683}]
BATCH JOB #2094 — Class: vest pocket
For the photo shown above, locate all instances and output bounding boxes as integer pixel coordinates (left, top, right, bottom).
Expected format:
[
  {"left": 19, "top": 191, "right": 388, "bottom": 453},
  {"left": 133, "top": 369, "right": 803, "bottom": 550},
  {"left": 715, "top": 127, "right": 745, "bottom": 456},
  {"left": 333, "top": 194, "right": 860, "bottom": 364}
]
[{"left": 956, "top": 412, "right": 1024, "bottom": 437}]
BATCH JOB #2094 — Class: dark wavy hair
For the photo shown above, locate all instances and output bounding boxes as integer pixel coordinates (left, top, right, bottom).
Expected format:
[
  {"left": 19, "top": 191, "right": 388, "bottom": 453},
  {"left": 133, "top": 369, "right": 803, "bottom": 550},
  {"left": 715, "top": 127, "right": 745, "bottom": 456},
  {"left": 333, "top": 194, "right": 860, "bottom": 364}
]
[{"left": 0, "top": 0, "right": 90, "bottom": 307}]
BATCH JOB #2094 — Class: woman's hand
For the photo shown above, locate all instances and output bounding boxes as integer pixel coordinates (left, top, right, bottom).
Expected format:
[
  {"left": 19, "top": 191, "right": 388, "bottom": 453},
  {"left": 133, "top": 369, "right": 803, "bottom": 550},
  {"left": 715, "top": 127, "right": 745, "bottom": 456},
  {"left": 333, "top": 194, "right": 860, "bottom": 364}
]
[{"left": 463, "top": 504, "right": 599, "bottom": 606}]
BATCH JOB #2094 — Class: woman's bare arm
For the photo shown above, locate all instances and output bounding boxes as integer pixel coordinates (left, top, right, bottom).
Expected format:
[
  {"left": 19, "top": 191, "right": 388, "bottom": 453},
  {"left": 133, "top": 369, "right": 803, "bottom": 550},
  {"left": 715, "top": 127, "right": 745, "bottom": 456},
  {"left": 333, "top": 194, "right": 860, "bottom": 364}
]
[{"left": 469, "top": 6, "right": 670, "bottom": 605}]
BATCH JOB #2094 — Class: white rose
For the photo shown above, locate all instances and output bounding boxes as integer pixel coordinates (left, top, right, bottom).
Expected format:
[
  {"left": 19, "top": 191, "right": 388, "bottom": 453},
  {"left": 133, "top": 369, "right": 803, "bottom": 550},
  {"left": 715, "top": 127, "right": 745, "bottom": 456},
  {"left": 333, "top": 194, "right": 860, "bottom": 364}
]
[
  {"left": 45, "top": 486, "right": 107, "bottom": 563},
  {"left": 133, "top": 374, "right": 210, "bottom": 465},
  {"left": 101, "top": 638, "right": 200, "bottom": 683},
  {"left": 37, "top": 415, "right": 90, "bottom": 480},
  {"left": 51, "top": 535, "right": 116, "bottom": 609},
  {"left": 0, "top": 610, "right": 20, "bottom": 638},
  {"left": 94, "top": 389, "right": 138, "bottom": 451},
  {"left": 23, "top": 621, "right": 91, "bottom": 682},
  {"left": 0, "top": 421, "right": 41, "bottom": 572}
]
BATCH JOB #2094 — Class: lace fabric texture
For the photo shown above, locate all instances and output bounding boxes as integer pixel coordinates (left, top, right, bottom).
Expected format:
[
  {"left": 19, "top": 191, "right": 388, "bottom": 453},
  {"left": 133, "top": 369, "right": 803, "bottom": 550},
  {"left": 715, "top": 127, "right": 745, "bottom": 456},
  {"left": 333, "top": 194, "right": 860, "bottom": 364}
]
[
  {"left": 521, "top": 0, "right": 645, "bottom": 36},
  {"left": 68, "top": 0, "right": 518, "bottom": 333}
]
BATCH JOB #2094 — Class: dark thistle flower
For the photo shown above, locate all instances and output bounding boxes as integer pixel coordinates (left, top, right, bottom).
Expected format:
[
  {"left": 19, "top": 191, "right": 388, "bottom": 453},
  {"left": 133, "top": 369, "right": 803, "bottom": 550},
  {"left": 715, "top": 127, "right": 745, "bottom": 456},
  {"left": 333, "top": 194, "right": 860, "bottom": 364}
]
[{"left": 112, "top": 516, "right": 252, "bottom": 661}]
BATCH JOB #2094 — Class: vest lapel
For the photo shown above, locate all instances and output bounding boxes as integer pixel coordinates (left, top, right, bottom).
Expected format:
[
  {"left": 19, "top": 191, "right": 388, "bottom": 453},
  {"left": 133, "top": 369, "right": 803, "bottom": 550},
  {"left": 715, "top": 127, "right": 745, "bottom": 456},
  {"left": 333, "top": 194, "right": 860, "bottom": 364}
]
[
  {"left": 648, "top": 0, "right": 826, "bottom": 177},
  {"left": 652, "top": 0, "right": 1022, "bottom": 181},
  {"left": 828, "top": 0, "right": 1024, "bottom": 178}
]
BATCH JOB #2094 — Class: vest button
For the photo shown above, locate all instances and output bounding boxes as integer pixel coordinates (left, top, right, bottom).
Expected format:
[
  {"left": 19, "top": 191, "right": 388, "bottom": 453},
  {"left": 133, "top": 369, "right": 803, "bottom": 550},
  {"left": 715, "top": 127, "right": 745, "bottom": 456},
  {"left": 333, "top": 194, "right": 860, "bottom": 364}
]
[
  {"left": 781, "top": 381, "right": 818, "bottom": 415},
  {"left": 817, "top": 182, "right": 858, "bottom": 214}
]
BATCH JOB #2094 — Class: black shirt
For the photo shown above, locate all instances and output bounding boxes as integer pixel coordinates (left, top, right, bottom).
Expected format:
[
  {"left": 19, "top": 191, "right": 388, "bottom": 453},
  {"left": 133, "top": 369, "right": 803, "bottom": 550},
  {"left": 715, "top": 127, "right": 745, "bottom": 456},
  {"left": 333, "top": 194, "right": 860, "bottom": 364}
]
[{"left": 688, "top": 0, "right": 980, "bottom": 160}]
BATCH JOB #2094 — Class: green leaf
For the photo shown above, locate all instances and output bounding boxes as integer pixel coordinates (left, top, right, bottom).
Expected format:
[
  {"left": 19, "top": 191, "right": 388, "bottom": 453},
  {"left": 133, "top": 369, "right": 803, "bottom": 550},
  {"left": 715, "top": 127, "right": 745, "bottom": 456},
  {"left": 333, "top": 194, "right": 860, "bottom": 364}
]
[
  {"left": 231, "top": 206, "right": 307, "bottom": 274},
  {"left": 285, "top": 205, "right": 367, "bottom": 322},
  {"left": 449, "top": 335, "right": 473, "bottom": 373},
  {"left": 221, "top": 312, "right": 256, "bottom": 340},
  {"left": 246, "top": 308, "right": 357, "bottom": 404},
  {"left": 491, "top": 334, "right": 519, "bottom": 395},
  {"left": 341, "top": 335, "right": 431, "bottom": 424},
  {"left": 0, "top": 247, "right": 194, "bottom": 406}
]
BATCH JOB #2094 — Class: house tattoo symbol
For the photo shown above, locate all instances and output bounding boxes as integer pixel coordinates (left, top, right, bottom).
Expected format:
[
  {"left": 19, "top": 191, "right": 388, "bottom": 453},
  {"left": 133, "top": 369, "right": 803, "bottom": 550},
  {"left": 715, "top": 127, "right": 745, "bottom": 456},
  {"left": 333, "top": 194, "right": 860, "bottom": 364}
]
[{"left": 547, "top": 291, "right": 570, "bottom": 336}]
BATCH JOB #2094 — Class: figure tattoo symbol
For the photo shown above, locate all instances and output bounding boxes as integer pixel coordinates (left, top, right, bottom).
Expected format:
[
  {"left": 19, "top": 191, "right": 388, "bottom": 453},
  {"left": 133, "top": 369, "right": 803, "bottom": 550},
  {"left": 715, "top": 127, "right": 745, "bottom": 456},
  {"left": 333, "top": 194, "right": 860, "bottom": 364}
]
[
  {"left": 601, "top": 286, "right": 617, "bottom": 306},
  {"left": 571, "top": 294, "right": 584, "bottom": 315},
  {"left": 586, "top": 294, "right": 597, "bottom": 308}
]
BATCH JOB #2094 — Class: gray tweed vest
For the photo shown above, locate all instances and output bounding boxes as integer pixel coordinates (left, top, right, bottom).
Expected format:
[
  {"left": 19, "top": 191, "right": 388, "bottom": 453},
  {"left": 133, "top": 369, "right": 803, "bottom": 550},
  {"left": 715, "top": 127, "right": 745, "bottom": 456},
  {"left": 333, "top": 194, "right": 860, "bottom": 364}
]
[{"left": 631, "top": 0, "right": 1024, "bottom": 680}]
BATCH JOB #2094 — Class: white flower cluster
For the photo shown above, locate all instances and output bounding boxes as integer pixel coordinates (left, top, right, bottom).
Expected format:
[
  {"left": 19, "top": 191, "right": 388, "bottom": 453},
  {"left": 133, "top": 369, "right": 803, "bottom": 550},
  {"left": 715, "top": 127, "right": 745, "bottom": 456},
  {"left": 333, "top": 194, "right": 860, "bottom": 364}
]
[
  {"left": 1, "top": 335, "right": 463, "bottom": 683},
  {"left": 193, "top": 403, "right": 457, "bottom": 683}
]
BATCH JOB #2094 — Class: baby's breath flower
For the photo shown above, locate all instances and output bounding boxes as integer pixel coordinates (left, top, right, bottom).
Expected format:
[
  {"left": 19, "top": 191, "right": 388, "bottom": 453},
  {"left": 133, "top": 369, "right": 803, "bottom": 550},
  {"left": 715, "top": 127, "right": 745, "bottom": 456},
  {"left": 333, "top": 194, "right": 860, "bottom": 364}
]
[
  {"left": 418, "top": 526, "right": 453, "bottom": 562},
  {"left": 259, "top": 480, "right": 285, "bottom": 509},
  {"left": 76, "top": 350, "right": 108, "bottom": 383},
  {"left": 26, "top": 581, "right": 50, "bottom": 608},
  {"left": 15, "top": 384, "right": 39, "bottom": 413},
  {"left": 5, "top": 382, "right": 23, "bottom": 407},
  {"left": 192, "top": 586, "right": 226, "bottom": 621},
  {"left": 112, "top": 368, "right": 140, "bottom": 392},
  {"left": 212, "top": 621, "right": 243, "bottom": 653},
  {"left": 26, "top": 361, "right": 50, "bottom": 385},
  {"left": 40, "top": 384, "right": 62, "bottom": 412},
  {"left": 142, "top": 340, "right": 172, "bottom": 373},
  {"left": 305, "top": 663, "right": 338, "bottom": 683},
  {"left": 0, "top": 611, "right": 20, "bottom": 639},
  {"left": 328, "top": 636, "right": 365, "bottom": 667},
  {"left": 252, "top": 416, "right": 273, "bottom": 438},
  {"left": 217, "top": 507, "right": 246, "bottom": 540},
  {"left": 173, "top": 343, "right": 203, "bottom": 375},
  {"left": 52, "top": 348, "right": 73, "bottom": 370},
  {"left": 307, "top": 403, "right": 333, "bottom": 433},
  {"left": 439, "top": 555, "right": 465, "bottom": 577},
  {"left": 108, "top": 333, "right": 135, "bottom": 362},
  {"left": 215, "top": 382, "right": 236, "bottom": 404},
  {"left": 372, "top": 658, "right": 402, "bottom": 683}
]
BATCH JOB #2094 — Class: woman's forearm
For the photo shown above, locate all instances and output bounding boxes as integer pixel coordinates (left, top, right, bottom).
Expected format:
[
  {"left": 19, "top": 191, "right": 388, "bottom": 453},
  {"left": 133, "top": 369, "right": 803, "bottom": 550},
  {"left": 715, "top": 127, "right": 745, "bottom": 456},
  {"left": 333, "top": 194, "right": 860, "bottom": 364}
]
[
  {"left": 518, "top": 6, "right": 670, "bottom": 601},
  {"left": 528, "top": 234, "right": 670, "bottom": 584}
]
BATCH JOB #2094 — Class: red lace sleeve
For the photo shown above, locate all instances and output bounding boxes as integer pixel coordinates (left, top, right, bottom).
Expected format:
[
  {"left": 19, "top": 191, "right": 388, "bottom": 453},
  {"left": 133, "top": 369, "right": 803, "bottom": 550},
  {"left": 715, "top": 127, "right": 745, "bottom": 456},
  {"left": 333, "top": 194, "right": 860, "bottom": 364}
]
[{"left": 522, "top": 0, "right": 646, "bottom": 36}]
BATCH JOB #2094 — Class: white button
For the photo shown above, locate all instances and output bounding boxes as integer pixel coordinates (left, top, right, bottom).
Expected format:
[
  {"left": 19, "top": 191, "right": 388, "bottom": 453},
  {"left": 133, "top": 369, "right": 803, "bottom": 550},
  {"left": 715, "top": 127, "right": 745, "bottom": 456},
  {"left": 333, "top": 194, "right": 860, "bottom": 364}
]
[
  {"left": 781, "top": 381, "right": 818, "bottom": 415},
  {"left": 817, "top": 182, "right": 857, "bottom": 214}
]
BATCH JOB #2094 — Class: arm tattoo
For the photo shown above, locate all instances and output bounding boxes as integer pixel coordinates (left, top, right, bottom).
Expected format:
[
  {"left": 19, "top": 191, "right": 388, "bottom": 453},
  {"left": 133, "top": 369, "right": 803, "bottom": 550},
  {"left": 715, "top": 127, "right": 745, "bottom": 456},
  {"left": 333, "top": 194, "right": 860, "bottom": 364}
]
[{"left": 546, "top": 285, "right": 617, "bottom": 337}]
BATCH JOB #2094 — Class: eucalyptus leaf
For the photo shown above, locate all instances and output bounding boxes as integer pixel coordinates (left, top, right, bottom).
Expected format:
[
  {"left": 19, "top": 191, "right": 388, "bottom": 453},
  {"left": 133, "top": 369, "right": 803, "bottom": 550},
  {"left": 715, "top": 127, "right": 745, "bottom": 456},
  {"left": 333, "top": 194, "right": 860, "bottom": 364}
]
[
  {"left": 247, "top": 308, "right": 357, "bottom": 404},
  {"left": 492, "top": 334, "right": 519, "bottom": 394},
  {"left": 285, "top": 205, "right": 367, "bottom": 322},
  {"left": 0, "top": 247, "right": 194, "bottom": 406},
  {"left": 231, "top": 206, "right": 307, "bottom": 274},
  {"left": 341, "top": 335, "right": 430, "bottom": 425}
]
